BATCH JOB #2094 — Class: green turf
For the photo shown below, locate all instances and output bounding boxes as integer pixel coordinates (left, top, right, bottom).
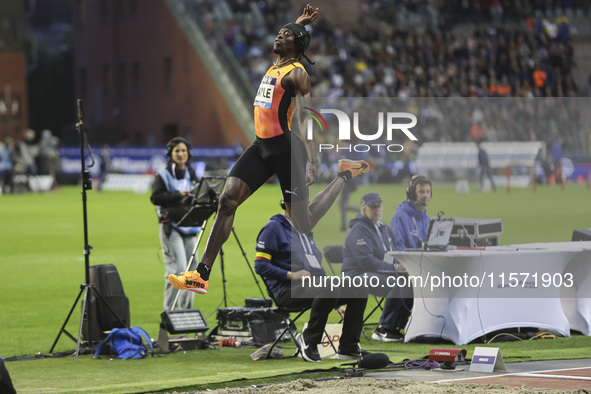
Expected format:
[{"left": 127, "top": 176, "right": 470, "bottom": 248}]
[{"left": 0, "top": 183, "right": 590, "bottom": 393}]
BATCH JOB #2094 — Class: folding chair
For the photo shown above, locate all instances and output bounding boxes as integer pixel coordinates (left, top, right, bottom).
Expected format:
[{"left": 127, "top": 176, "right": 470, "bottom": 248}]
[
  {"left": 323, "top": 244, "right": 384, "bottom": 340},
  {"left": 322, "top": 244, "right": 344, "bottom": 276},
  {"left": 258, "top": 275, "right": 336, "bottom": 359}
]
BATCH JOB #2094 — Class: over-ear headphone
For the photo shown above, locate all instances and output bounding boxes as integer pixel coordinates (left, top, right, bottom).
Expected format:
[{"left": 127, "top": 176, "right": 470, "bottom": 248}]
[
  {"left": 280, "top": 198, "right": 286, "bottom": 210},
  {"left": 165, "top": 137, "right": 192, "bottom": 161},
  {"left": 406, "top": 175, "right": 432, "bottom": 202}
]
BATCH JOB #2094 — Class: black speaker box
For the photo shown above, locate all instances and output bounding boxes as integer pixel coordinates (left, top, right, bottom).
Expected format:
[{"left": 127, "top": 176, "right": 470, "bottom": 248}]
[
  {"left": 572, "top": 229, "right": 591, "bottom": 241},
  {"left": 82, "top": 264, "right": 130, "bottom": 344}
]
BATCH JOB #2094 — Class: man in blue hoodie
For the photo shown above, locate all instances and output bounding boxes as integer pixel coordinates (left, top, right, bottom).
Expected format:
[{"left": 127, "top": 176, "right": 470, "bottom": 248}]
[
  {"left": 391, "top": 175, "right": 432, "bottom": 250},
  {"left": 254, "top": 200, "right": 368, "bottom": 363},
  {"left": 370, "top": 176, "right": 432, "bottom": 340},
  {"left": 343, "top": 193, "right": 411, "bottom": 342}
]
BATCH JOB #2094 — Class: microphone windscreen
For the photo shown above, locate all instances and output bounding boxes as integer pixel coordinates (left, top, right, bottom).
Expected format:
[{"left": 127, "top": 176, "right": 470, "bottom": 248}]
[{"left": 358, "top": 353, "right": 390, "bottom": 369}]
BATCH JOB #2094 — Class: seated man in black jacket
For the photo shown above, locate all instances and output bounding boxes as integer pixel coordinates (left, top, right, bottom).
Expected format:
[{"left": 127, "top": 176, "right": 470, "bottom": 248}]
[
  {"left": 255, "top": 200, "right": 368, "bottom": 362},
  {"left": 343, "top": 193, "right": 412, "bottom": 342}
]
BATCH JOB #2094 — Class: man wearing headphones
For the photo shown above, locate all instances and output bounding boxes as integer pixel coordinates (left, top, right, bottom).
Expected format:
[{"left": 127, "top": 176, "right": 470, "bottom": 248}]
[
  {"left": 151, "top": 137, "right": 200, "bottom": 310},
  {"left": 391, "top": 175, "right": 432, "bottom": 250},
  {"left": 366, "top": 176, "right": 432, "bottom": 341},
  {"left": 169, "top": 5, "right": 369, "bottom": 295}
]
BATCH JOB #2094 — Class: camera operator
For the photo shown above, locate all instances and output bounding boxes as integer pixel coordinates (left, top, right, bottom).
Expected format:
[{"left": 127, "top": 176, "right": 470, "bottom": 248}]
[{"left": 151, "top": 137, "right": 200, "bottom": 310}]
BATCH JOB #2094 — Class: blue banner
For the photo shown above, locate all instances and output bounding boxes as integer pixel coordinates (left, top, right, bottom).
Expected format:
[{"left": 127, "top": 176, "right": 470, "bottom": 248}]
[{"left": 58, "top": 146, "right": 241, "bottom": 176}]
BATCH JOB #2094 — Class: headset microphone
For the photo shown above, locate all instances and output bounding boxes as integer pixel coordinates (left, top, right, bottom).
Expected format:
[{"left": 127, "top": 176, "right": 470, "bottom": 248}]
[{"left": 340, "top": 353, "right": 390, "bottom": 369}]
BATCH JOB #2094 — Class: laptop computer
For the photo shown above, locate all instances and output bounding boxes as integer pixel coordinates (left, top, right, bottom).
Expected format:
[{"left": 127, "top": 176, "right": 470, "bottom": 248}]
[
  {"left": 423, "top": 218, "right": 455, "bottom": 250},
  {"left": 403, "top": 218, "right": 455, "bottom": 252}
]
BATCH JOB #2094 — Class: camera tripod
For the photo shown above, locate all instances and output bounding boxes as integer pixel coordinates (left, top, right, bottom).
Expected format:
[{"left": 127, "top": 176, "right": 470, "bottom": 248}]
[{"left": 49, "top": 100, "right": 126, "bottom": 361}]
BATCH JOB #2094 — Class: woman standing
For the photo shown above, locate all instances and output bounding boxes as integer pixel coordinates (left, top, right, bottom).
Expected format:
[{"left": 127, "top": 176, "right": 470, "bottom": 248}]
[{"left": 151, "top": 137, "right": 200, "bottom": 310}]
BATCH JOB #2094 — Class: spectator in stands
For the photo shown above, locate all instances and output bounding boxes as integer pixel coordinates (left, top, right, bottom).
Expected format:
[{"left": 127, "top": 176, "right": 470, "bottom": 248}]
[
  {"left": 477, "top": 142, "right": 496, "bottom": 192},
  {"left": 470, "top": 119, "right": 486, "bottom": 143},
  {"left": 150, "top": 137, "right": 200, "bottom": 310},
  {"left": 343, "top": 193, "right": 410, "bottom": 342},
  {"left": 255, "top": 199, "right": 368, "bottom": 362}
]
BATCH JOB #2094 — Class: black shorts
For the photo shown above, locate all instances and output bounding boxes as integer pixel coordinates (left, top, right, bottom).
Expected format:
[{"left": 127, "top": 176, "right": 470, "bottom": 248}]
[{"left": 229, "top": 133, "right": 309, "bottom": 203}]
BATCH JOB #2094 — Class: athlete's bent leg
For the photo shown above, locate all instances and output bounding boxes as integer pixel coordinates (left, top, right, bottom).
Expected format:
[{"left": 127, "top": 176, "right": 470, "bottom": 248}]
[
  {"left": 288, "top": 159, "right": 369, "bottom": 234},
  {"left": 168, "top": 177, "right": 251, "bottom": 294},
  {"left": 200, "top": 176, "right": 252, "bottom": 269},
  {"left": 288, "top": 177, "right": 345, "bottom": 234}
]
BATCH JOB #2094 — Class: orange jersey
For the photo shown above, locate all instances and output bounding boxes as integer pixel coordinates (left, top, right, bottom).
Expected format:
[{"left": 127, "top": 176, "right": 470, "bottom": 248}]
[{"left": 253, "top": 62, "right": 305, "bottom": 139}]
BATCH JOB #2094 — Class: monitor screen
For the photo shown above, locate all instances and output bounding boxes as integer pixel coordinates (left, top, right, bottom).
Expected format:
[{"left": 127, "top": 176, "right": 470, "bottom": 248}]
[
  {"left": 192, "top": 176, "right": 226, "bottom": 205},
  {"left": 426, "top": 218, "right": 455, "bottom": 248}
]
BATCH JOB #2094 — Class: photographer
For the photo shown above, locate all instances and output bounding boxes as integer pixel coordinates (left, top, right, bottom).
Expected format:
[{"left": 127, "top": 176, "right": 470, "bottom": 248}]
[{"left": 150, "top": 137, "right": 200, "bottom": 310}]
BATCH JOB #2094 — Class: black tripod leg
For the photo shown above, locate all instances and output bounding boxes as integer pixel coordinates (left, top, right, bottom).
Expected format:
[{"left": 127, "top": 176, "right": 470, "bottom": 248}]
[
  {"left": 74, "top": 286, "right": 90, "bottom": 361},
  {"left": 231, "top": 228, "right": 266, "bottom": 298},
  {"left": 220, "top": 247, "right": 227, "bottom": 308},
  {"left": 50, "top": 286, "right": 85, "bottom": 354}
]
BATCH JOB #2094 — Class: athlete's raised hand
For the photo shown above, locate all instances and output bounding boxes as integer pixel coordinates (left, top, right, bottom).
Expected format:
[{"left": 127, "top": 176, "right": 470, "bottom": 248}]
[{"left": 296, "top": 4, "right": 319, "bottom": 26}]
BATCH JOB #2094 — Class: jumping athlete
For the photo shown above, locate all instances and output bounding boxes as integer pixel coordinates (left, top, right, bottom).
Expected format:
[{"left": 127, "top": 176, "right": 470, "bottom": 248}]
[{"left": 169, "top": 4, "right": 369, "bottom": 294}]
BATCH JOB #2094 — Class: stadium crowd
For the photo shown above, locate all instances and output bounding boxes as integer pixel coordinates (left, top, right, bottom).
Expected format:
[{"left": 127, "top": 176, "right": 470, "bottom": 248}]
[
  {"left": 189, "top": 0, "right": 586, "bottom": 182},
  {"left": 199, "top": 0, "right": 580, "bottom": 99}
]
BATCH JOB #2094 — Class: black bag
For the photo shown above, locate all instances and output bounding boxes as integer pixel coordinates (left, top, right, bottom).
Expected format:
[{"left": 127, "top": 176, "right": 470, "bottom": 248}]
[
  {"left": 161, "top": 203, "right": 191, "bottom": 223},
  {"left": 216, "top": 307, "right": 295, "bottom": 344}
]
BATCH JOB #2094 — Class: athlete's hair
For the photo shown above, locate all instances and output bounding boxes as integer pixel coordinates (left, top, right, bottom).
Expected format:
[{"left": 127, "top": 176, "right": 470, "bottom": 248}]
[{"left": 282, "top": 23, "right": 314, "bottom": 65}]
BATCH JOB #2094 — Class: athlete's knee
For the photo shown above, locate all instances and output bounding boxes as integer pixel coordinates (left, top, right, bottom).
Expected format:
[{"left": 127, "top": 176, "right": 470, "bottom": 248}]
[
  {"left": 216, "top": 178, "right": 249, "bottom": 215},
  {"left": 216, "top": 193, "right": 237, "bottom": 215}
]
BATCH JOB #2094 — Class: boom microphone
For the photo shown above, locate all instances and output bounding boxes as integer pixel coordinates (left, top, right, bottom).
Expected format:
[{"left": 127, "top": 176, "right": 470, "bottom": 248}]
[{"left": 341, "top": 353, "right": 390, "bottom": 369}]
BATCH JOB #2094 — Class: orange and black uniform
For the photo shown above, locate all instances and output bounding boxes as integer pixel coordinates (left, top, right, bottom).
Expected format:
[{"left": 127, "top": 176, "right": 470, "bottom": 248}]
[{"left": 229, "top": 62, "right": 309, "bottom": 203}]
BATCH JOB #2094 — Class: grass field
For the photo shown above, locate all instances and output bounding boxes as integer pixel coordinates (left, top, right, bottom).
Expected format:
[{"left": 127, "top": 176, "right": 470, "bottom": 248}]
[{"left": 1, "top": 182, "right": 590, "bottom": 393}]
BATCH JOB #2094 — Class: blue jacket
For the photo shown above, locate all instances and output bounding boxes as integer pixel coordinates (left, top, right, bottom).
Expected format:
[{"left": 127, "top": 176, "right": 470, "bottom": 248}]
[
  {"left": 342, "top": 214, "right": 396, "bottom": 277},
  {"left": 254, "top": 214, "right": 325, "bottom": 301},
  {"left": 390, "top": 201, "right": 430, "bottom": 250}
]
